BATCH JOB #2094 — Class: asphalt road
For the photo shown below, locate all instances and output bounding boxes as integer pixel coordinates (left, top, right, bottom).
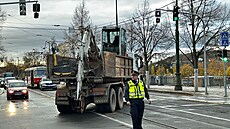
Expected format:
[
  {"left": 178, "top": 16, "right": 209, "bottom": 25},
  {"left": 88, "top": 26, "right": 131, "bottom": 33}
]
[{"left": 0, "top": 88, "right": 230, "bottom": 129}]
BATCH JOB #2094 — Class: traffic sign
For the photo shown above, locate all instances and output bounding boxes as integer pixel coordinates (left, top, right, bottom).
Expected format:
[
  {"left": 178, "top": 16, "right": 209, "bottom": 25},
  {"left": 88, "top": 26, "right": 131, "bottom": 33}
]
[{"left": 221, "top": 32, "right": 229, "bottom": 46}]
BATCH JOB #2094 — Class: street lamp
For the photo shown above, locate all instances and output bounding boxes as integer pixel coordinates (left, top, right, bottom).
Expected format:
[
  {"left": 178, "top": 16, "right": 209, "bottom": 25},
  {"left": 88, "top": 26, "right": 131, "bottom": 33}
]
[
  {"left": 32, "top": 49, "right": 35, "bottom": 66},
  {"left": 17, "top": 57, "right": 19, "bottom": 77}
]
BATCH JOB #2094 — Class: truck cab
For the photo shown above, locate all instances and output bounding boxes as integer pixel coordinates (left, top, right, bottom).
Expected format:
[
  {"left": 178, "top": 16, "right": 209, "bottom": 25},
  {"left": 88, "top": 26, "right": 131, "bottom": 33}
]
[{"left": 102, "top": 26, "right": 126, "bottom": 56}]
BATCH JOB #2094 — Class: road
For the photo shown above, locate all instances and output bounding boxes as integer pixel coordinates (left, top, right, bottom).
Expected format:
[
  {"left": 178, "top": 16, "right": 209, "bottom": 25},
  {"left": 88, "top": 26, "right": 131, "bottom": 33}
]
[{"left": 0, "top": 88, "right": 230, "bottom": 129}]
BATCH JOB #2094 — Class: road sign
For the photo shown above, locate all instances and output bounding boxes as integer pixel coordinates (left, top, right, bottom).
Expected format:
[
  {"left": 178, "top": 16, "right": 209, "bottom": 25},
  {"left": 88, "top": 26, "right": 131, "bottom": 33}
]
[{"left": 221, "top": 32, "right": 229, "bottom": 46}]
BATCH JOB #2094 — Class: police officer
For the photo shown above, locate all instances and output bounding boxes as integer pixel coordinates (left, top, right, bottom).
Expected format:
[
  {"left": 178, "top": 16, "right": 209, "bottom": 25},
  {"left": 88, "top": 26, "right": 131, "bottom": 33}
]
[{"left": 124, "top": 71, "right": 151, "bottom": 129}]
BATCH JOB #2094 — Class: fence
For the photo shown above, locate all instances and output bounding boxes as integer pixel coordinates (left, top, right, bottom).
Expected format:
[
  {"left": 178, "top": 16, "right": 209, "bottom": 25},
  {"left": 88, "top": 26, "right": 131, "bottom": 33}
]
[{"left": 149, "top": 75, "right": 230, "bottom": 87}]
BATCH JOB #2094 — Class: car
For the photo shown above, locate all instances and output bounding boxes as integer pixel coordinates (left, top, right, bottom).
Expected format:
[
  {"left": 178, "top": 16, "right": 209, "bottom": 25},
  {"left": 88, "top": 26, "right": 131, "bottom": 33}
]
[
  {"left": 3, "top": 77, "right": 17, "bottom": 89},
  {"left": 39, "top": 78, "right": 57, "bottom": 91},
  {"left": 6, "top": 80, "right": 29, "bottom": 100},
  {"left": 0, "top": 77, "right": 4, "bottom": 88}
]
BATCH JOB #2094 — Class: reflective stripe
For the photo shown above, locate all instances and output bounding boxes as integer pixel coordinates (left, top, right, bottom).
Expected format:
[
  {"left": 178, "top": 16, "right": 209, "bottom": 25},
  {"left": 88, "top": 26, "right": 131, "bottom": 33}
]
[{"left": 128, "top": 80, "right": 145, "bottom": 99}]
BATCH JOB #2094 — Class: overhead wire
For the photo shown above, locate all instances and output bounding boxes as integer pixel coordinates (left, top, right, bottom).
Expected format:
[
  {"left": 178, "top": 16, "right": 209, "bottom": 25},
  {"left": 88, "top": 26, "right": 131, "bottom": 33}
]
[{"left": 6, "top": 14, "right": 66, "bottom": 38}]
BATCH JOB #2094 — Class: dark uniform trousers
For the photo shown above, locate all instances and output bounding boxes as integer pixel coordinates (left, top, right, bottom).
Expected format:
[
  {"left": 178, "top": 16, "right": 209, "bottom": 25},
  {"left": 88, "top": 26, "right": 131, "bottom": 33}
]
[{"left": 130, "top": 99, "right": 145, "bottom": 129}]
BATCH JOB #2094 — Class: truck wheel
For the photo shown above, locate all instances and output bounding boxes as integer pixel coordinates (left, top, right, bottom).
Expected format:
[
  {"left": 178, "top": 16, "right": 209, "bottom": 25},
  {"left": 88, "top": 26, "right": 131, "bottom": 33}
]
[
  {"left": 56, "top": 105, "right": 74, "bottom": 114},
  {"left": 116, "top": 87, "right": 124, "bottom": 110},
  {"left": 104, "top": 88, "right": 116, "bottom": 113}
]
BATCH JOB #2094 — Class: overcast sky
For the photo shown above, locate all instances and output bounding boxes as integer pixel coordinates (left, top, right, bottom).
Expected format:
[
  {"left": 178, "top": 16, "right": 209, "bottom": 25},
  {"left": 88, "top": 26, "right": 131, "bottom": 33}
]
[{"left": 0, "top": 0, "right": 229, "bottom": 60}]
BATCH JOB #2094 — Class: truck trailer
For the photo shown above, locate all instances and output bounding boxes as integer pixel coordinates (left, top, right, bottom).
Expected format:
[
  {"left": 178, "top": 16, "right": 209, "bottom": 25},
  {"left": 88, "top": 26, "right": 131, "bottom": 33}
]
[{"left": 47, "top": 26, "right": 138, "bottom": 113}]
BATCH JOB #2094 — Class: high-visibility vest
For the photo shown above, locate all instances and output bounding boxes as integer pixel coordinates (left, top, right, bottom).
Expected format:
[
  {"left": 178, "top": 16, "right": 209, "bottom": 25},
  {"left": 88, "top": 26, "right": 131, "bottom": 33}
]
[{"left": 128, "top": 80, "right": 145, "bottom": 99}]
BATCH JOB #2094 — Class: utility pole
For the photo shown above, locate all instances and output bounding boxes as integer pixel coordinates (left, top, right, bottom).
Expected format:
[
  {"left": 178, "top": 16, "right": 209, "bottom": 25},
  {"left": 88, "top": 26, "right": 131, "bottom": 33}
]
[
  {"left": 115, "top": 0, "right": 118, "bottom": 28},
  {"left": 17, "top": 57, "right": 19, "bottom": 77},
  {"left": 224, "top": 47, "right": 227, "bottom": 97},
  {"left": 174, "top": 0, "right": 182, "bottom": 90}
]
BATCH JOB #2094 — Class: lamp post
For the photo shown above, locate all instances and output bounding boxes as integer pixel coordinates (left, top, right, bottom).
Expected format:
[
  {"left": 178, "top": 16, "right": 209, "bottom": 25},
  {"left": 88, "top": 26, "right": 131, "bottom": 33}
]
[
  {"left": 17, "top": 57, "right": 19, "bottom": 77},
  {"left": 174, "top": 0, "right": 182, "bottom": 91},
  {"left": 32, "top": 49, "right": 35, "bottom": 66}
]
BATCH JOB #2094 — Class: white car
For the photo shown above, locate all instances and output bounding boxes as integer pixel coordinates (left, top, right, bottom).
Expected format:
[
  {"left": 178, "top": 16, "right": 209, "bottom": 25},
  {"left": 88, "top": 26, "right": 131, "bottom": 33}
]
[
  {"left": 4, "top": 77, "right": 17, "bottom": 89},
  {"left": 39, "top": 78, "right": 57, "bottom": 91}
]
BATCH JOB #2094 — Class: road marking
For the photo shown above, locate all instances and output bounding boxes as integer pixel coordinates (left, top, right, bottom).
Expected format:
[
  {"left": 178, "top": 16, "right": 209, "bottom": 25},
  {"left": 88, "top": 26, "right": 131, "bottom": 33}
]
[
  {"left": 145, "top": 108, "right": 227, "bottom": 129},
  {"left": 179, "top": 103, "right": 217, "bottom": 107},
  {"left": 28, "top": 89, "right": 54, "bottom": 99},
  {"left": 159, "top": 103, "right": 217, "bottom": 108},
  {"left": 148, "top": 104, "right": 230, "bottom": 122},
  {"left": 93, "top": 112, "right": 132, "bottom": 129},
  {"left": 0, "top": 88, "right": 4, "bottom": 95},
  {"left": 181, "top": 98, "right": 230, "bottom": 105}
]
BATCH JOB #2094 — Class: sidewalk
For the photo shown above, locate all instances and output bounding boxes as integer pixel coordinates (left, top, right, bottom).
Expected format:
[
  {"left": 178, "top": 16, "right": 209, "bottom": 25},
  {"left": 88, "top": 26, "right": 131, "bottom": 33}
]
[{"left": 148, "top": 85, "right": 230, "bottom": 105}]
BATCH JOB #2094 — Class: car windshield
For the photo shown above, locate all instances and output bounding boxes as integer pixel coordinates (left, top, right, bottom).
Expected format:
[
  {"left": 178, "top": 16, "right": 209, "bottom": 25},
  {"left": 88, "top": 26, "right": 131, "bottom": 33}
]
[
  {"left": 10, "top": 82, "right": 26, "bottom": 87},
  {"left": 34, "top": 70, "right": 46, "bottom": 77},
  {"left": 6, "top": 77, "right": 16, "bottom": 81},
  {"left": 43, "top": 78, "right": 51, "bottom": 81}
]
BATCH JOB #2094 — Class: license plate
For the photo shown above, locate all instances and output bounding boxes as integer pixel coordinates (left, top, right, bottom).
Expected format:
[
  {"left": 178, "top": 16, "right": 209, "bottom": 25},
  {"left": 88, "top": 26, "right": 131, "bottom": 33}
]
[{"left": 15, "top": 93, "right": 22, "bottom": 95}]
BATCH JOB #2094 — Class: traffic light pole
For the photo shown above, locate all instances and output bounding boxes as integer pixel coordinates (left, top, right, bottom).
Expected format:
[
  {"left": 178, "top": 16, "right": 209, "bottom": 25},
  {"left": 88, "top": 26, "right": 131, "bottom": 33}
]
[
  {"left": 175, "top": 0, "right": 182, "bottom": 91},
  {"left": 224, "top": 46, "right": 228, "bottom": 97}
]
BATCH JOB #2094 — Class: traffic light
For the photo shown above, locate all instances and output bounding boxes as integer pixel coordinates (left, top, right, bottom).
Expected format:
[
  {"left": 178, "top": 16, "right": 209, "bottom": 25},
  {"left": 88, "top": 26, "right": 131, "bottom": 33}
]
[
  {"left": 223, "top": 49, "right": 228, "bottom": 62},
  {"left": 33, "top": 3, "right": 40, "bottom": 19},
  {"left": 155, "top": 10, "right": 161, "bottom": 23},
  {"left": 19, "top": 0, "right": 26, "bottom": 16},
  {"left": 173, "top": 6, "right": 179, "bottom": 21},
  {"left": 34, "top": 12, "right": 39, "bottom": 18},
  {"left": 33, "top": 3, "right": 40, "bottom": 12},
  {"left": 155, "top": 10, "right": 161, "bottom": 17},
  {"left": 156, "top": 18, "right": 160, "bottom": 23}
]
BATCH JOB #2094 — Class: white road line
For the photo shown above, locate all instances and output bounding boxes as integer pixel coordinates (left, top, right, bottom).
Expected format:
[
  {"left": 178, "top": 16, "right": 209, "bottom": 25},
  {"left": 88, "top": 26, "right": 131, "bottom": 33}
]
[
  {"left": 144, "top": 109, "right": 227, "bottom": 129},
  {"left": 181, "top": 98, "right": 230, "bottom": 105},
  {"left": 93, "top": 112, "right": 132, "bottom": 129},
  {"left": 0, "top": 88, "right": 4, "bottom": 95},
  {"left": 29, "top": 89, "right": 53, "bottom": 98},
  {"left": 179, "top": 103, "right": 217, "bottom": 107},
  {"left": 148, "top": 104, "right": 230, "bottom": 122}
]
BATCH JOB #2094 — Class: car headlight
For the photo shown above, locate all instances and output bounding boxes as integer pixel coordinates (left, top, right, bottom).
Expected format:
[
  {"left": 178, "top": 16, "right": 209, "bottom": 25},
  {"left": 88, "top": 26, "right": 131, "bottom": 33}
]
[
  {"left": 9, "top": 90, "right": 14, "bottom": 94},
  {"left": 22, "top": 90, "right": 27, "bottom": 93}
]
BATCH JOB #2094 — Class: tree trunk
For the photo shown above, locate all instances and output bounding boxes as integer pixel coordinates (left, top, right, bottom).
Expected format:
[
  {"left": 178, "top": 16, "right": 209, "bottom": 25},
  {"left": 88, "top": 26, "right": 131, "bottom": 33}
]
[{"left": 194, "top": 57, "right": 199, "bottom": 92}]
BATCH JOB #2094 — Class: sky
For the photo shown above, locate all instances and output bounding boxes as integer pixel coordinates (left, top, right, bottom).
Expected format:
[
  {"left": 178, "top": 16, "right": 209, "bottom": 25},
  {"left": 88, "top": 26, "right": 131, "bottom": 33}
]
[
  {"left": 0, "top": 0, "right": 172, "bottom": 60},
  {"left": 0, "top": 0, "right": 229, "bottom": 61}
]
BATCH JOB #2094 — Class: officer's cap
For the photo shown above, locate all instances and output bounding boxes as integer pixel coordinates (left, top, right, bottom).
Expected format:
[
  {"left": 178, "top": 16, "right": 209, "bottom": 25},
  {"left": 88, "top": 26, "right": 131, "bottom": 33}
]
[{"left": 131, "top": 70, "right": 139, "bottom": 76}]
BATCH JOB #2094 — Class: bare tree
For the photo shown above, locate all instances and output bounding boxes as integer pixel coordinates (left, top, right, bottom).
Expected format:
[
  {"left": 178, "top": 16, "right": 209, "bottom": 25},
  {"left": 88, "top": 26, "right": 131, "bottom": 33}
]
[
  {"left": 173, "top": 0, "right": 230, "bottom": 89},
  {"left": 0, "top": 7, "right": 6, "bottom": 58},
  {"left": 23, "top": 50, "right": 43, "bottom": 67},
  {"left": 63, "top": 0, "right": 91, "bottom": 57},
  {"left": 126, "top": 0, "right": 173, "bottom": 72}
]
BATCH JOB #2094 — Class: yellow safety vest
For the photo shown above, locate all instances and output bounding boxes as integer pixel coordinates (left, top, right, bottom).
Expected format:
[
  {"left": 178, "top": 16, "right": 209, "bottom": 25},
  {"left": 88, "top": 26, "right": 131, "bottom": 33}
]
[{"left": 128, "top": 80, "right": 145, "bottom": 99}]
